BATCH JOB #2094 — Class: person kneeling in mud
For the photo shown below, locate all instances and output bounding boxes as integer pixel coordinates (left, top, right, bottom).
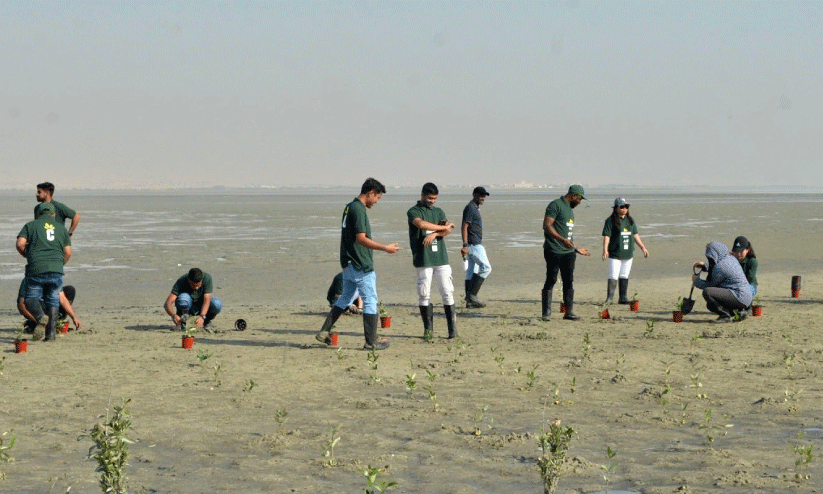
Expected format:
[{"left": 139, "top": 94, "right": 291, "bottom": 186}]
[{"left": 692, "top": 241, "right": 752, "bottom": 323}]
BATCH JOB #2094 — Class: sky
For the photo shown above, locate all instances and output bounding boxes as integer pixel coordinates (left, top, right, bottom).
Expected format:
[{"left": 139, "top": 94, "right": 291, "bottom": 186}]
[{"left": 1, "top": 1, "right": 821, "bottom": 190}]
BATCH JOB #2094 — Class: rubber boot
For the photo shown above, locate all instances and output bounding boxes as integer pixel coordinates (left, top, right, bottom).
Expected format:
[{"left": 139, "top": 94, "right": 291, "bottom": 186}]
[
  {"left": 466, "top": 274, "right": 486, "bottom": 308},
  {"left": 419, "top": 304, "right": 434, "bottom": 340},
  {"left": 464, "top": 279, "right": 471, "bottom": 302},
  {"left": 444, "top": 304, "right": 458, "bottom": 339},
  {"left": 618, "top": 278, "right": 630, "bottom": 304},
  {"left": 604, "top": 279, "right": 617, "bottom": 305},
  {"left": 25, "top": 299, "right": 48, "bottom": 340},
  {"left": 316, "top": 305, "right": 345, "bottom": 345},
  {"left": 363, "top": 313, "right": 389, "bottom": 350},
  {"left": 44, "top": 305, "right": 59, "bottom": 341},
  {"left": 541, "top": 289, "right": 552, "bottom": 320},
  {"left": 562, "top": 288, "right": 580, "bottom": 320}
]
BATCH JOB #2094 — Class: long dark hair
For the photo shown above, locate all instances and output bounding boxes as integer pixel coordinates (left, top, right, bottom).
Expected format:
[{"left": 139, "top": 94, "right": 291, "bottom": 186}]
[
  {"left": 744, "top": 243, "right": 756, "bottom": 259},
  {"left": 610, "top": 207, "right": 635, "bottom": 229}
]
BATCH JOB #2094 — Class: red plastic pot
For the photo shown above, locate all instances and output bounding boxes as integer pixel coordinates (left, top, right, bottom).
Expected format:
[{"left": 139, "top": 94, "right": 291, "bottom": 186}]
[
  {"left": 182, "top": 335, "right": 194, "bottom": 349},
  {"left": 600, "top": 308, "right": 610, "bottom": 320},
  {"left": 751, "top": 305, "right": 762, "bottom": 317},
  {"left": 60, "top": 321, "right": 70, "bottom": 333},
  {"left": 15, "top": 340, "right": 28, "bottom": 353},
  {"left": 380, "top": 316, "right": 391, "bottom": 329},
  {"left": 559, "top": 303, "right": 566, "bottom": 314},
  {"left": 672, "top": 310, "right": 683, "bottom": 323},
  {"left": 330, "top": 333, "right": 339, "bottom": 346},
  {"left": 629, "top": 300, "right": 639, "bottom": 312}
]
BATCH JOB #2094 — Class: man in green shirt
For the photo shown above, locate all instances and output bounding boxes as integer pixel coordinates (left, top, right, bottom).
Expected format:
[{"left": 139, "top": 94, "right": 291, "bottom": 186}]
[
  {"left": 164, "top": 268, "right": 223, "bottom": 331},
  {"left": 35, "top": 182, "right": 80, "bottom": 237},
  {"left": 315, "top": 178, "right": 400, "bottom": 350},
  {"left": 16, "top": 202, "right": 72, "bottom": 341},
  {"left": 542, "top": 185, "right": 591, "bottom": 321},
  {"left": 407, "top": 182, "right": 458, "bottom": 339}
]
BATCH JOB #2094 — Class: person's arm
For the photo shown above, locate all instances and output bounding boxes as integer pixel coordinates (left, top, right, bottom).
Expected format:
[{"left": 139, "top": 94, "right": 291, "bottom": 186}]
[
  {"left": 461, "top": 222, "right": 469, "bottom": 257},
  {"left": 16, "top": 237, "right": 27, "bottom": 257},
  {"left": 602, "top": 236, "right": 610, "bottom": 261},
  {"left": 412, "top": 218, "right": 454, "bottom": 246},
  {"left": 633, "top": 234, "right": 649, "bottom": 258},
  {"left": 68, "top": 213, "right": 80, "bottom": 236},
  {"left": 59, "top": 291, "right": 81, "bottom": 330},
  {"left": 356, "top": 232, "right": 400, "bottom": 253},
  {"left": 18, "top": 297, "right": 34, "bottom": 321},
  {"left": 164, "top": 293, "right": 181, "bottom": 324},
  {"left": 197, "top": 293, "right": 212, "bottom": 327},
  {"left": 63, "top": 245, "right": 72, "bottom": 265},
  {"left": 543, "top": 216, "right": 575, "bottom": 249}
]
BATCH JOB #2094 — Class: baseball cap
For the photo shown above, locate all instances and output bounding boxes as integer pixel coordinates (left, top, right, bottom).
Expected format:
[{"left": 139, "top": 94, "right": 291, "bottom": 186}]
[
  {"left": 731, "top": 236, "right": 750, "bottom": 253},
  {"left": 568, "top": 184, "right": 586, "bottom": 200},
  {"left": 35, "top": 203, "right": 56, "bottom": 216},
  {"left": 472, "top": 186, "right": 490, "bottom": 196},
  {"left": 614, "top": 197, "right": 630, "bottom": 208}
]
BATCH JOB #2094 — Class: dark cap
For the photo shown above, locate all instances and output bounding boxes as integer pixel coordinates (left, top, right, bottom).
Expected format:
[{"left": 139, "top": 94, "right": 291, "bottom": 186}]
[
  {"left": 614, "top": 197, "right": 629, "bottom": 208},
  {"left": 568, "top": 184, "right": 586, "bottom": 200},
  {"left": 35, "top": 203, "right": 56, "bottom": 216},
  {"left": 472, "top": 186, "right": 490, "bottom": 197},
  {"left": 731, "top": 236, "right": 750, "bottom": 253}
]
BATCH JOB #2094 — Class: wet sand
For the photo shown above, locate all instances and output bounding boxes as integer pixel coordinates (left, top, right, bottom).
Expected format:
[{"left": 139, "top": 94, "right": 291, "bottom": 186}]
[{"left": 2, "top": 190, "right": 822, "bottom": 493}]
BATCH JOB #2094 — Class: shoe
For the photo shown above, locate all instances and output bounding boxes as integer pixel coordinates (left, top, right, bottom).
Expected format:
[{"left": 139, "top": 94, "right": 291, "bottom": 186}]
[
  {"left": 23, "top": 319, "right": 37, "bottom": 334},
  {"left": 562, "top": 288, "right": 580, "bottom": 321},
  {"left": 465, "top": 274, "right": 486, "bottom": 308},
  {"left": 203, "top": 321, "right": 215, "bottom": 333},
  {"left": 605, "top": 279, "right": 617, "bottom": 305},
  {"left": 444, "top": 304, "right": 458, "bottom": 339},
  {"left": 541, "top": 289, "right": 552, "bottom": 320},
  {"left": 363, "top": 340, "right": 390, "bottom": 351},
  {"left": 712, "top": 315, "right": 732, "bottom": 323},
  {"left": 43, "top": 306, "right": 59, "bottom": 341},
  {"left": 363, "top": 313, "right": 389, "bottom": 350},
  {"left": 316, "top": 306, "right": 345, "bottom": 346},
  {"left": 315, "top": 332, "right": 333, "bottom": 345},
  {"left": 420, "top": 304, "right": 433, "bottom": 340},
  {"left": 618, "top": 278, "right": 630, "bottom": 304},
  {"left": 32, "top": 314, "right": 48, "bottom": 340}
]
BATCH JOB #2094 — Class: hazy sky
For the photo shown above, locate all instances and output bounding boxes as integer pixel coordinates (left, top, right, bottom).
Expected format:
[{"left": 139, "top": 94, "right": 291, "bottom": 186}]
[{"left": 2, "top": 1, "right": 821, "bottom": 189}]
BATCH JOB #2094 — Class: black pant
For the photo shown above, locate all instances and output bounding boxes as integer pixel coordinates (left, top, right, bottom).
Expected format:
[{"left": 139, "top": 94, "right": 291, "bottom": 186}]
[{"left": 543, "top": 250, "right": 576, "bottom": 292}]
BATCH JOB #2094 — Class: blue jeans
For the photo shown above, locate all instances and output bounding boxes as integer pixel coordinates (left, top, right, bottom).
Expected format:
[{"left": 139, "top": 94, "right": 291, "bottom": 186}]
[
  {"left": 176, "top": 293, "right": 223, "bottom": 319},
  {"left": 465, "top": 244, "right": 492, "bottom": 280},
  {"left": 25, "top": 272, "right": 63, "bottom": 308},
  {"left": 750, "top": 284, "right": 757, "bottom": 297},
  {"left": 334, "top": 264, "right": 378, "bottom": 315}
]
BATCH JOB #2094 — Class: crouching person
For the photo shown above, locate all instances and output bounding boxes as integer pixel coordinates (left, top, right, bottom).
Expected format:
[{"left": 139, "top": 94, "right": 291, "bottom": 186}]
[{"left": 164, "top": 268, "right": 223, "bottom": 331}]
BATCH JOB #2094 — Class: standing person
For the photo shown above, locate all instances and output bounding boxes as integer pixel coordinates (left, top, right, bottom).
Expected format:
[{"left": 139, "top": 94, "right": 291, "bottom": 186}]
[
  {"left": 692, "top": 241, "right": 752, "bottom": 322},
  {"left": 601, "top": 197, "right": 650, "bottom": 304},
  {"left": 35, "top": 182, "right": 80, "bottom": 236},
  {"left": 730, "top": 236, "right": 758, "bottom": 300},
  {"left": 16, "top": 203, "right": 72, "bottom": 341},
  {"left": 461, "top": 186, "right": 491, "bottom": 308},
  {"left": 541, "top": 185, "right": 591, "bottom": 321},
  {"left": 315, "top": 178, "right": 400, "bottom": 350},
  {"left": 164, "top": 268, "right": 223, "bottom": 331},
  {"left": 407, "top": 182, "right": 458, "bottom": 339}
]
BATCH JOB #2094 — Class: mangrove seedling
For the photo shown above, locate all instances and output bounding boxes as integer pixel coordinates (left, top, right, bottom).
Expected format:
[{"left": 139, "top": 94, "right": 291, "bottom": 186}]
[
  {"left": 537, "top": 418, "right": 574, "bottom": 494},
  {"left": 791, "top": 438, "right": 814, "bottom": 481},
  {"left": 1, "top": 429, "right": 16, "bottom": 479},
  {"left": 322, "top": 423, "right": 342, "bottom": 466},
  {"left": 601, "top": 445, "right": 618, "bottom": 489},
  {"left": 405, "top": 373, "right": 417, "bottom": 397},
  {"left": 274, "top": 408, "right": 289, "bottom": 429},
  {"left": 367, "top": 348, "right": 380, "bottom": 382},
  {"left": 85, "top": 398, "right": 134, "bottom": 494},
  {"left": 674, "top": 296, "right": 684, "bottom": 311},
  {"left": 425, "top": 370, "right": 438, "bottom": 410},
  {"left": 364, "top": 465, "right": 397, "bottom": 493}
]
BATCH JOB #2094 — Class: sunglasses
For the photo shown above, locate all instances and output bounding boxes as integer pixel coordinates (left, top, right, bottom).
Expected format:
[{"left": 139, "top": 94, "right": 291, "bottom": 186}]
[{"left": 618, "top": 205, "right": 629, "bottom": 209}]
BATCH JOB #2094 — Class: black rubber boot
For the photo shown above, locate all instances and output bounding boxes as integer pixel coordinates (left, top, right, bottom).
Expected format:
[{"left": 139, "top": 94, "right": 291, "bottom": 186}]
[
  {"left": 363, "top": 313, "right": 389, "bottom": 350},
  {"left": 605, "top": 279, "right": 617, "bottom": 305},
  {"left": 618, "top": 278, "right": 630, "bottom": 304},
  {"left": 444, "top": 304, "right": 458, "bottom": 339},
  {"left": 541, "top": 289, "right": 552, "bottom": 320},
  {"left": 563, "top": 288, "right": 580, "bottom": 321},
  {"left": 466, "top": 274, "right": 486, "bottom": 308},
  {"left": 25, "top": 299, "right": 48, "bottom": 340},
  {"left": 316, "top": 305, "right": 345, "bottom": 345},
  {"left": 44, "top": 305, "right": 59, "bottom": 341},
  {"left": 465, "top": 279, "right": 471, "bottom": 301},
  {"left": 419, "top": 304, "right": 434, "bottom": 340}
]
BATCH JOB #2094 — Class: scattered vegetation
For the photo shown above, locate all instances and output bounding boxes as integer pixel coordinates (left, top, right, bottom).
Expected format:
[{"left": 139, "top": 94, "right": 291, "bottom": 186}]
[
  {"left": 0, "top": 429, "right": 16, "bottom": 480},
  {"left": 85, "top": 399, "right": 134, "bottom": 494},
  {"left": 322, "top": 423, "right": 342, "bottom": 467},
  {"left": 363, "top": 465, "right": 397, "bottom": 493},
  {"left": 537, "top": 418, "right": 574, "bottom": 494}
]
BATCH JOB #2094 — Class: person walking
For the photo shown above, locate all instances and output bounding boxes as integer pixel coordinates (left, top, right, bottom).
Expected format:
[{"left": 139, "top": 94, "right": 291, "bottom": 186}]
[
  {"left": 407, "top": 182, "right": 458, "bottom": 339},
  {"left": 461, "top": 186, "right": 491, "bottom": 308},
  {"left": 315, "top": 178, "right": 400, "bottom": 350},
  {"left": 16, "top": 203, "right": 72, "bottom": 341},
  {"left": 541, "top": 185, "right": 591, "bottom": 321},
  {"left": 601, "top": 197, "right": 650, "bottom": 304}
]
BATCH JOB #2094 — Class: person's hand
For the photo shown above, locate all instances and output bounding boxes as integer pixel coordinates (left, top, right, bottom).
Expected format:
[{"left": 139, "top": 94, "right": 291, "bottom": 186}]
[
  {"left": 195, "top": 315, "right": 205, "bottom": 328},
  {"left": 172, "top": 314, "right": 182, "bottom": 325},
  {"left": 577, "top": 248, "right": 591, "bottom": 256},
  {"left": 461, "top": 246, "right": 468, "bottom": 257},
  {"left": 562, "top": 238, "right": 574, "bottom": 249},
  {"left": 642, "top": 247, "right": 649, "bottom": 258},
  {"left": 423, "top": 233, "right": 438, "bottom": 246},
  {"left": 385, "top": 243, "right": 400, "bottom": 254},
  {"left": 602, "top": 251, "right": 607, "bottom": 261},
  {"left": 72, "top": 316, "right": 82, "bottom": 330},
  {"left": 693, "top": 261, "right": 704, "bottom": 269}
]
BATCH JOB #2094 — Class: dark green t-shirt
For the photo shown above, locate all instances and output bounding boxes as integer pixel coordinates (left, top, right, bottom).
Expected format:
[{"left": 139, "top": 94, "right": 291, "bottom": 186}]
[
  {"left": 340, "top": 198, "right": 373, "bottom": 272},
  {"left": 171, "top": 272, "right": 214, "bottom": 303},
  {"left": 18, "top": 217, "right": 71, "bottom": 276},
  {"left": 34, "top": 200, "right": 76, "bottom": 226},
  {"left": 740, "top": 257, "right": 758, "bottom": 288},
  {"left": 543, "top": 196, "right": 575, "bottom": 255},
  {"left": 407, "top": 201, "right": 449, "bottom": 268},
  {"left": 602, "top": 217, "right": 638, "bottom": 260}
]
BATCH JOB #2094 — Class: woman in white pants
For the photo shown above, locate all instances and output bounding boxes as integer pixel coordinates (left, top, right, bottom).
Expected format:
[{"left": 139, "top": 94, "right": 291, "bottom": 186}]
[{"left": 601, "top": 197, "right": 649, "bottom": 304}]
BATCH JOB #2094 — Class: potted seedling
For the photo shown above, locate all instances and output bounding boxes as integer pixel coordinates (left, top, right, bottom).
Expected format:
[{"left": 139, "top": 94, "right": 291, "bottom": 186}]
[
  {"left": 751, "top": 294, "right": 762, "bottom": 317},
  {"left": 181, "top": 316, "right": 197, "bottom": 349},
  {"left": 629, "top": 291, "right": 640, "bottom": 312},
  {"left": 598, "top": 302, "right": 610, "bottom": 320},
  {"left": 59, "top": 317, "right": 70, "bottom": 333},
  {"left": 559, "top": 301, "right": 566, "bottom": 314},
  {"left": 378, "top": 302, "right": 391, "bottom": 329},
  {"left": 672, "top": 297, "right": 684, "bottom": 323},
  {"left": 14, "top": 324, "right": 27, "bottom": 353}
]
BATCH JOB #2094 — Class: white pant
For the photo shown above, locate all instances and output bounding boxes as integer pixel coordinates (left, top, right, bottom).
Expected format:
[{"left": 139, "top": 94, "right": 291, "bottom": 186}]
[
  {"left": 608, "top": 258, "right": 633, "bottom": 280},
  {"left": 416, "top": 265, "right": 455, "bottom": 306}
]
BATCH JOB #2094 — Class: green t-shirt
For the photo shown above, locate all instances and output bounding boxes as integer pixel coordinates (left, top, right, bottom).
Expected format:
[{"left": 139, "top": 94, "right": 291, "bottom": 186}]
[
  {"left": 171, "top": 272, "right": 214, "bottom": 303},
  {"left": 602, "top": 217, "right": 638, "bottom": 260},
  {"left": 18, "top": 217, "right": 71, "bottom": 276},
  {"left": 740, "top": 257, "right": 758, "bottom": 288},
  {"left": 407, "top": 201, "right": 449, "bottom": 268},
  {"left": 340, "top": 198, "right": 373, "bottom": 272},
  {"left": 34, "top": 200, "right": 76, "bottom": 226},
  {"left": 543, "top": 196, "right": 575, "bottom": 255}
]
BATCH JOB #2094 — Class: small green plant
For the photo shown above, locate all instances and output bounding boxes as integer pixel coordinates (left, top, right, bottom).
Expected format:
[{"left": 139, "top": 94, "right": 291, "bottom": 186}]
[
  {"left": 784, "top": 384, "right": 803, "bottom": 413},
  {"left": 377, "top": 302, "right": 387, "bottom": 316},
  {"left": 699, "top": 408, "right": 733, "bottom": 448},
  {"left": 537, "top": 418, "right": 574, "bottom": 494},
  {"left": 425, "top": 370, "right": 438, "bottom": 410},
  {"left": 323, "top": 423, "right": 342, "bottom": 466},
  {"left": 601, "top": 445, "right": 618, "bottom": 490},
  {"left": 791, "top": 434, "right": 814, "bottom": 482},
  {"left": 274, "top": 408, "right": 289, "bottom": 429},
  {"left": 336, "top": 347, "right": 347, "bottom": 360},
  {"left": 674, "top": 296, "right": 684, "bottom": 311},
  {"left": 86, "top": 399, "right": 133, "bottom": 494},
  {"left": 1, "top": 429, "right": 16, "bottom": 479},
  {"left": 0, "top": 356, "right": 5, "bottom": 376},
  {"left": 679, "top": 402, "right": 689, "bottom": 426},
  {"left": 243, "top": 379, "right": 256, "bottom": 396},
  {"left": 405, "top": 373, "right": 417, "bottom": 397},
  {"left": 181, "top": 315, "right": 198, "bottom": 338},
  {"left": 14, "top": 322, "right": 27, "bottom": 342},
  {"left": 491, "top": 347, "right": 506, "bottom": 374},
  {"left": 472, "top": 405, "right": 494, "bottom": 435},
  {"left": 363, "top": 465, "right": 397, "bottom": 493},
  {"left": 631, "top": 291, "right": 638, "bottom": 302},
  {"left": 521, "top": 364, "right": 539, "bottom": 391},
  {"left": 212, "top": 362, "right": 224, "bottom": 386},
  {"left": 644, "top": 319, "right": 656, "bottom": 338},
  {"left": 582, "top": 333, "right": 591, "bottom": 358},
  {"left": 367, "top": 348, "right": 380, "bottom": 382},
  {"left": 753, "top": 294, "right": 761, "bottom": 306},
  {"left": 196, "top": 348, "right": 212, "bottom": 363}
]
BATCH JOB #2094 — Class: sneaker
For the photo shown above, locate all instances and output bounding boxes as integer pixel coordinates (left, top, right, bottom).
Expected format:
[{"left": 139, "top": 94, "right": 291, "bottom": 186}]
[
  {"left": 203, "top": 321, "right": 215, "bottom": 333},
  {"left": 712, "top": 315, "right": 732, "bottom": 324},
  {"left": 363, "top": 340, "right": 390, "bottom": 351},
  {"left": 315, "top": 332, "right": 332, "bottom": 346},
  {"left": 23, "top": 319, "right": 37, "bottom": 334}
]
